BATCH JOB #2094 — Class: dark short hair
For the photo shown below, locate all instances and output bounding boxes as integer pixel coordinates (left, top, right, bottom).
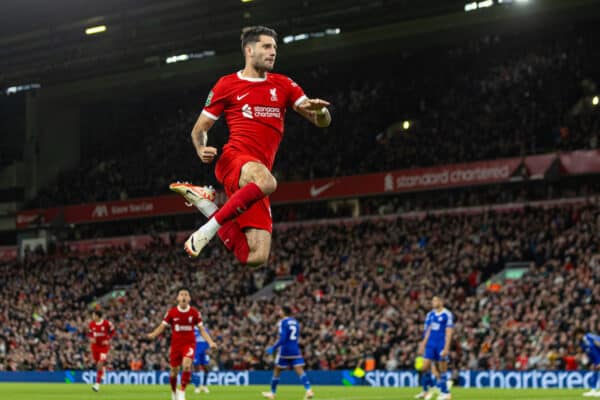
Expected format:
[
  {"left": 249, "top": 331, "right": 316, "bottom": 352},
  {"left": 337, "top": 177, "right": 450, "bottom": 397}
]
[
  {"left": 281, "top": 305, "right": 293, "bottom": 315},
  {"left": 178, "top": 287, "right": 190, "bottom": 295},
  {"left": 574, "top": 328, "right": 585, "bottom": 337},
  {"left": 92, "top": 309, "right": 103, "bottom": 318},
  {"left": 241, "top": 26, "right": 277, "bottom": 53}
]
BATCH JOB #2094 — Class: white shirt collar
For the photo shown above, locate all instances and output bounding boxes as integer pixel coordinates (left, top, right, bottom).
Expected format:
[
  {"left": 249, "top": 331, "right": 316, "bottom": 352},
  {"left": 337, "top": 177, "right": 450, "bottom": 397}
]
[
  {"left": 177, "top": 305, "right": 191, "bottom": 313},
  {"left": 237, "top": 70, "right": 268, "bottom": 82}
]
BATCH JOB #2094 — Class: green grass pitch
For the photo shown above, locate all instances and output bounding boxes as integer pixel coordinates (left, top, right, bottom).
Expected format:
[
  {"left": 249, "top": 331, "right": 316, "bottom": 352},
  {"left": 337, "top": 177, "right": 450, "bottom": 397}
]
[{"left": 0, "top": 384, "right": 590, "bottom": 400}]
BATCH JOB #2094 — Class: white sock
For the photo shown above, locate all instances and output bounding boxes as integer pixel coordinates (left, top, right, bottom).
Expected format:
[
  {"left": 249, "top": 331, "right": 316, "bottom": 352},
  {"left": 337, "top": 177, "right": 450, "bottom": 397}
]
[
  {"left": 196, "top": 199, "right": 218, "bottom": 218},
  {"left": 199, "top": 217, "right": 221, "bottom": 237}
]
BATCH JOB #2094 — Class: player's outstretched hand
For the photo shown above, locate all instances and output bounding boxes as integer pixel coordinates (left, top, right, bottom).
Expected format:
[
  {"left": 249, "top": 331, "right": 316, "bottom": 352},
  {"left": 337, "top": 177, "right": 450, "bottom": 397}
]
[
  {"left": 197, "top": 146, "right": 218, "bottom": 164},
  {"left": 266, "top": 346, "right": 275, "bottom": 355},
  {"left": 146, "top": 333, "right": 156, "bottom": 340},
  {"left": 297, "top": 98, "right": 330, "bottom": 111}
]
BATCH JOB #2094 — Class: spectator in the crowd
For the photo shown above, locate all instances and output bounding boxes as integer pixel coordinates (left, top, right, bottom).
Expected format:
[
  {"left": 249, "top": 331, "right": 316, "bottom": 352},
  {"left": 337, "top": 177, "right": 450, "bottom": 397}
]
[{"left": 0, "top": 202, "right": 598, "bottom": 371}]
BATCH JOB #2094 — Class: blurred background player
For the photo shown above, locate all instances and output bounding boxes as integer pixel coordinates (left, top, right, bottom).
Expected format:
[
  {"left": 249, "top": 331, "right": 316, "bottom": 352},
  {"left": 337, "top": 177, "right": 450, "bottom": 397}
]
[
  {"left": 87, "top": 309, "right": 115, "bottom": 392},
  {"left": 416, "top": 296, "right": 454, "bottom": 400},
  {"left": 262, "top": 305, "right": 313, "bottom": 400},
  {"left": 147, "top": 288, "right": 217, "bottom": 400},
  {"left": 170, "top": 25, "right": 331, "bottom": 266},
  {"left": 192, "top": 325, "right": 211, "bottom": 394},
  {"left": 575, "top": 329, "right": 600, "bottom": 397}
]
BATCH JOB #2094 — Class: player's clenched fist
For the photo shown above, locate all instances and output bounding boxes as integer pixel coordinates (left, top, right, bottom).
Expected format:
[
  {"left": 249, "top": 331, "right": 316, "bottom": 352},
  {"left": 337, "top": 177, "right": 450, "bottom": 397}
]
[{"left": 197, "top": 146, "right": 218, "bottom": 163}]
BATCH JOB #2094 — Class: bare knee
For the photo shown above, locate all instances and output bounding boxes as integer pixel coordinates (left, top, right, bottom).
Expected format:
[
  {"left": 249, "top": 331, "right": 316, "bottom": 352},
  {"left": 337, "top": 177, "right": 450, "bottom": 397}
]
[
  {"left": 240, "top": 162, "right": 277, "bottom": 195},
  {"left": 255, "top": 173, "right": 277, "bottom": 195},
  {"left": 246, "top": 247, "right": 270, "bottom": 267}
]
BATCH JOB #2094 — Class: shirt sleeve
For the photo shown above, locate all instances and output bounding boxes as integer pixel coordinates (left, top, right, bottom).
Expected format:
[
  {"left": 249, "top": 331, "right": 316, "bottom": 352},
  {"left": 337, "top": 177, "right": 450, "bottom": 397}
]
[
  {"left": 285, "top": 77, "right": 307, "bottom": 109},
  {"left": 162, "top": 310, "right": 172, "bottom": 326},
  {"left": 272, "top": 320, "right": 286, "bottom": 350},
  {"left": 202, "top": 78, "right": 227, "bottom": 121},
  {"left": 446, "top": 312, "right": 454, "bottom": 329},
  {"left": 107, "top": 321, "right": 116, "bottom": 339},
  {"left": 589, "top": 333, "right": 600, "bottom": 343}
]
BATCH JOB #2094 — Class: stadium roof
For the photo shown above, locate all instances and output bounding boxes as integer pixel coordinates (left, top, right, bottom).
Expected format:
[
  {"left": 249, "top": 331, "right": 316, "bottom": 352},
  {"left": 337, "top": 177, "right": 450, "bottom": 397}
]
[
  {"left": 1, "top": 0, "right": 599, "bottom": 93},
  {"left": 0, "top": 0, "right": 473, "bottom": 86}
]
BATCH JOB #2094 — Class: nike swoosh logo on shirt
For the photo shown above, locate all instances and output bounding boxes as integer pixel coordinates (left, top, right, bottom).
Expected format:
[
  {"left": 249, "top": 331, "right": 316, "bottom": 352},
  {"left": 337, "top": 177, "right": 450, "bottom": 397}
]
[
  {"left": 237, "top": 93, "right": 249, "bottom": 100},
  {"left": 310, "top": 182, "right": 335, "bottom": 197}
]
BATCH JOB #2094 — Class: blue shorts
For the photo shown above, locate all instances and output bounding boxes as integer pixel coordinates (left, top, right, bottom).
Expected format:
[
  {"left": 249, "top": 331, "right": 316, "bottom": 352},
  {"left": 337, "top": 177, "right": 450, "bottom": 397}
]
[
  {"left": 424, "top": 341, "right": 448, "bottom": 362},
  {"left": 589, "top": 350, "right": 600, "bottom": 367},
  {"left": 194, "top": 352, "right": 210, "bottom": 366},
  {"left": 275, "top": 355, "right": 305, "bottom": 369}
]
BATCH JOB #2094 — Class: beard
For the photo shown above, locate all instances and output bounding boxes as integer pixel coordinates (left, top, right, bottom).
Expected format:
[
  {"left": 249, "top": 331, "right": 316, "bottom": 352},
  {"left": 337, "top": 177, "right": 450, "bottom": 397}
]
[{"left": 253, "top": 58, "right": 274, "bottom": 72}]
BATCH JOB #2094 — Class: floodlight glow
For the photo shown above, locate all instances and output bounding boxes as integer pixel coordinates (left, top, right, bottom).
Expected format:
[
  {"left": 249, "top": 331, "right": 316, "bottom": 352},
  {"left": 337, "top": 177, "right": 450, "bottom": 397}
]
[
  {"left": 403, "top": 121, "right": 411, "bottom": 130},
  {"left": 283, "top": 28, "right": 341, "bottom": 44},
  {"left": 5, "top": 83, "right": 41, "bottom": 95},
  {"left": 85, "top": 25, "right": 107, "bottom": 35},
  {"left": 166, "top": 54, "right": 189, "bottom": 64},
  {"left": 478, "top": 0, "right": 494, "bottom": 8},
  {"left": 593, "top": 96, "right": 599, "bottom": 106},
  {"left": 165, "top": 50, "right": 216, "bottom": 64},
  {"left": 465, "top": 2, "right": 478, "bottom": 11}
]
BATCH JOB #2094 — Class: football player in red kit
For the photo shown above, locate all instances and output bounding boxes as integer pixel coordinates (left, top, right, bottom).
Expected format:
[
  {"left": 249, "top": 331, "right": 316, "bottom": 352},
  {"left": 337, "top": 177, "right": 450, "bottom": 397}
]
[
  {"left": 88, "top": 310, "right": 115, "bottom": 392},
  {"left": 170, "top": 25, "right": 331, "bottom": 266},
  {"left": 147, "top": 288, "right": 216, "bottom": 400}
]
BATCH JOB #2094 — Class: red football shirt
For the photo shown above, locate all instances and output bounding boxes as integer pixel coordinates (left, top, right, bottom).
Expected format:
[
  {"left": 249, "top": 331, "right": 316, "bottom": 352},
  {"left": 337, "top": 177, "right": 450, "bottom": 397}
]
[
  {"left": 88, "top": 319, "right": 115, "bottom": 347},
  {"left": 202, "top": 71, "right": 307, "bottom": 170},
  {"left": 162, "top": 306, "right": 203, "bottom": 347}
]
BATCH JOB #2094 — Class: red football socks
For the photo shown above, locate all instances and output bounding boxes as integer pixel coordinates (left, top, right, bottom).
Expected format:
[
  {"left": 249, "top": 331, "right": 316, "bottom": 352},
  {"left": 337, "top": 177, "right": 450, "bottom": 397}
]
[
  {"left": 96, "top": 369, "right": 104, "bottom": 384},
  {"left": 213, "top": 183, "right": 264, "bottom": 225},
  {"left": 217, "top": 220, "right": 250, "bottom": 264},
  {"left": 170, "top": 376, "right": 177, "bottom": 392},
  {"left": 181, "top": 371, "right": 191, "bottom": 391}
]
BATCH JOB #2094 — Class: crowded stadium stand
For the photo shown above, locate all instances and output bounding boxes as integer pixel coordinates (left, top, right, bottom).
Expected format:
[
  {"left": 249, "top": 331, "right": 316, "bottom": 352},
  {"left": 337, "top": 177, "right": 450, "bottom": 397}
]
[{"left": 1, "top": 200, "right": 598, "bottom": 372}]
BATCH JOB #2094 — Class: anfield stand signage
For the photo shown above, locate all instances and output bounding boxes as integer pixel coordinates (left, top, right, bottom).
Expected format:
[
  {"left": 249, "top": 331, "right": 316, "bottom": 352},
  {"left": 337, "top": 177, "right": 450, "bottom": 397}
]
[
  {"left": 0, "top": 246, "right": 17, "bottom": 261},
  {"left": 0, "top": 370, "right": 599, "bottom": 388},
  {"left": 15, "top": 150, "right": 599, "bottom": 229}
]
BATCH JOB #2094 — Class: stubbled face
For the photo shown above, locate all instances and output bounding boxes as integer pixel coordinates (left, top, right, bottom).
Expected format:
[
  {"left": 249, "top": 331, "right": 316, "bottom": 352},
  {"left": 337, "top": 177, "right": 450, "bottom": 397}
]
[
  {"left": 177, "top": 290, "right": 191, "bottom": 307},
  {"left": 432, "top": 296, "right": 443, "bottom": 309},
  {"left": 246, "top": 35, "right": 277, "bottom": 72}
]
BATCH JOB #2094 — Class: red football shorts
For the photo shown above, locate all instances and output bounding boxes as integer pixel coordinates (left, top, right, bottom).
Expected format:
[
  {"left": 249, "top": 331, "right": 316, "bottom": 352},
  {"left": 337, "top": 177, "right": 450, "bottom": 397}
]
[
  {"left": 91, "top": 345, "right": 109, "bottom": 363},
  {"left": 169, "top": 343, "right": 196, "bottom": 368},
  {"left": 215, "top": 151, "right": 273, "bottom": 233}
]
